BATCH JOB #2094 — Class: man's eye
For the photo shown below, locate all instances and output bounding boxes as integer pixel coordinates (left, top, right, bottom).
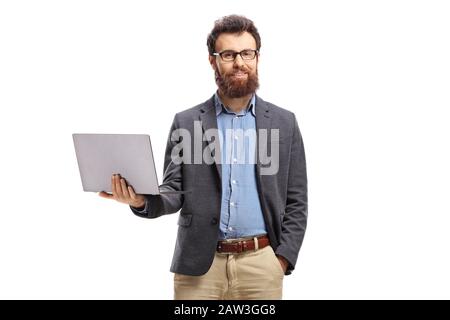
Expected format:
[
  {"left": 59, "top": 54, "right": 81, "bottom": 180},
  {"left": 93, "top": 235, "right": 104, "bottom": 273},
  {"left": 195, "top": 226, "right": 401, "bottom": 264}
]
[
  {"left": 241, "top": 50, "right": 253, "bottom": 58},
  {"left": 222, "top": 52, "right": 235, "bottom": 59}
]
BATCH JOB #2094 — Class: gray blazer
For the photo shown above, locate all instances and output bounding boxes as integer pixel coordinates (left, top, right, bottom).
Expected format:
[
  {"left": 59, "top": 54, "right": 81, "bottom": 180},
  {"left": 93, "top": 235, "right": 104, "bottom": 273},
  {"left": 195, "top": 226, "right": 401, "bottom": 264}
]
[{"left": 130, "top": 95, "right": 307, "bottom": 276}]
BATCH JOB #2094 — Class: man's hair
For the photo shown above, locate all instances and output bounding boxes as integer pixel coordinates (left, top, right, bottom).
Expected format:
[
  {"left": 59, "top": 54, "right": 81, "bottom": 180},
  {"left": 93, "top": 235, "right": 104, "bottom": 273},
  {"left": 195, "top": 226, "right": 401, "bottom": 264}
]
[{"left": 206, "top": 15, "right": 261, "bottom": 55}]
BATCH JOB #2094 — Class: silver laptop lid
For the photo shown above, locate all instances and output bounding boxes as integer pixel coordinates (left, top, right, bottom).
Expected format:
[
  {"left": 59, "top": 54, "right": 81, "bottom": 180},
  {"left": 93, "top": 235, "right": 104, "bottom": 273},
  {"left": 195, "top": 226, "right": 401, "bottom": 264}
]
[{"left": 73, "top": 133, "right": 160, "bottom": 195}]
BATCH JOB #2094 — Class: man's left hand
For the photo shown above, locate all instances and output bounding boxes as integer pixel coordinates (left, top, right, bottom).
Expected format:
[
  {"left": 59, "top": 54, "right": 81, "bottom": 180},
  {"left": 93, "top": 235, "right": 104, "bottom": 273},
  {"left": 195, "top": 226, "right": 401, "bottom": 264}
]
[{"left": 277, "top": 255, "right": 289, "bottom": 274}]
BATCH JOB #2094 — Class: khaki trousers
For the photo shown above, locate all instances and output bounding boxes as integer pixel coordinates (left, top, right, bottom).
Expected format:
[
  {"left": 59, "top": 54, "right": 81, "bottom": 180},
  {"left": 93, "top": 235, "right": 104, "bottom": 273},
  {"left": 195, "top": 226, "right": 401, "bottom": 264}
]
[{"left": 174, "top": 246, "right": 284, "bottom": 300}]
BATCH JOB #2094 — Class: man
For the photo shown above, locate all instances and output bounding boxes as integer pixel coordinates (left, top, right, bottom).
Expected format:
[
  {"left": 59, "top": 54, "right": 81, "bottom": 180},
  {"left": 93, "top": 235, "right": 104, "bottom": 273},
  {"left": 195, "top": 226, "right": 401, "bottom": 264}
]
[{"left": 99, "top": 15, "right": 307, "bottom": 300}]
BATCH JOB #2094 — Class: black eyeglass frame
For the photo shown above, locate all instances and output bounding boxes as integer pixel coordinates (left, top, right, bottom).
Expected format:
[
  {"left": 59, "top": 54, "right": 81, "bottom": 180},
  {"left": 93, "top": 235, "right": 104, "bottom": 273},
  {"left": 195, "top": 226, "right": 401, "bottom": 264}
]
[{"left": 212, "top": 49, "right": 259, "bottom": 61}]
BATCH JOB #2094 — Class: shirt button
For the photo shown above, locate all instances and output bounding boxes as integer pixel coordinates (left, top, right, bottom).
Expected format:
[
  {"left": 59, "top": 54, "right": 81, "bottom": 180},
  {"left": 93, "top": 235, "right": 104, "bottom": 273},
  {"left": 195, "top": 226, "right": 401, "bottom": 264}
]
[
  {"left": 233, "top": 158, "right": 237, "bottom": 163},
  {"left": 211, "top": 218, "right": 218, "bottom": 225},
  {"left": 232, "top": 180, "right": 237, "bottom": 184},
  {"left": 234, "top": 136, "right": 239, "bottom": 140},
  {"left": 230, "top": 202, "right": 235, "bottom": 207},
  {"left": 228, "top": 227, "right": 233, "bottom": 231}
]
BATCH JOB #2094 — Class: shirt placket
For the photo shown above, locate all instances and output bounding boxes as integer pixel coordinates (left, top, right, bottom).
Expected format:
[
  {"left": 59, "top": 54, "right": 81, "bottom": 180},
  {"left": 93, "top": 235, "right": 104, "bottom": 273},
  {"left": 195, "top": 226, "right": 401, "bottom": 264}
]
[{"left": 227, "top": 113, "right": 243, "bottom": 237}]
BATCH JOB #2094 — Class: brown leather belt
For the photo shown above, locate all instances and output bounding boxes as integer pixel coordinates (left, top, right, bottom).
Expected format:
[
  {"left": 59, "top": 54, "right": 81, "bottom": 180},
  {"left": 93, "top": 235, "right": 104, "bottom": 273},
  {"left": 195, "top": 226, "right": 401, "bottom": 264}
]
[{"left": 217, "top": 235, "right": 270, "bottom": 253}]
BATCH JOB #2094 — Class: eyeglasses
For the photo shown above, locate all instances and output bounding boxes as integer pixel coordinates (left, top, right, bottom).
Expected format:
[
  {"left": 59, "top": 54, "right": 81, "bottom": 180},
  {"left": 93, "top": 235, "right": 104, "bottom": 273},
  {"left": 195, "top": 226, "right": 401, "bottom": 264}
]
[{"left": 212, "top": 49, "right": 259, "bottom": 62}]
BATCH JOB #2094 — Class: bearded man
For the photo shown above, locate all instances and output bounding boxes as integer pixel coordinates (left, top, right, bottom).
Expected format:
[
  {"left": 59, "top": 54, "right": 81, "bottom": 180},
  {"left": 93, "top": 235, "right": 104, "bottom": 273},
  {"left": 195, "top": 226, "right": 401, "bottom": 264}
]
[{"left": 100, "top": 15, "right": 308, "bottom": 300}]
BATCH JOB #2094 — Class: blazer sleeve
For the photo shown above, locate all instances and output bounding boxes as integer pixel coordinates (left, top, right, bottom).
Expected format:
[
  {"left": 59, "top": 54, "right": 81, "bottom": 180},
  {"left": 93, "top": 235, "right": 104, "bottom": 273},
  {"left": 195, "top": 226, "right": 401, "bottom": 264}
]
[
  {"left": 130, "top": 114, "right": 184, "bottom": 219},
  {"left": 275, "top": 114, "right": 308, "bottom": 274}
]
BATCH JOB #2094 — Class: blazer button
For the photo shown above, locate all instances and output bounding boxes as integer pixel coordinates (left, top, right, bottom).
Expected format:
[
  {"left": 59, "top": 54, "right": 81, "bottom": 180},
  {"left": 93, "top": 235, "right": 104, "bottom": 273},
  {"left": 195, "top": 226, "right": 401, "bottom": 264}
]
[{"left": 211, "top": 218, "right": 218, "bottom": 225}]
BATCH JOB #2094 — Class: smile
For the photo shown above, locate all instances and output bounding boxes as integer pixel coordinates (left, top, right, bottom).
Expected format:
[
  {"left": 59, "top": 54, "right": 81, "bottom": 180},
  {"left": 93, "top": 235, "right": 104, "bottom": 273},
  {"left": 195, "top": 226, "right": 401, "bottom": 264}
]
[{"left": 232, "top": 72, "right": 248, "bottom": 79}]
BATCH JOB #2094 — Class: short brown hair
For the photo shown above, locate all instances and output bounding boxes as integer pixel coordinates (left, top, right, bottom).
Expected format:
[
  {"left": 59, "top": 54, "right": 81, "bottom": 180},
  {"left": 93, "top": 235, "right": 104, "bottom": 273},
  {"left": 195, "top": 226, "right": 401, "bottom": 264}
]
[{"left": 206, "top": 15, "right": 261, "bottom": 55}]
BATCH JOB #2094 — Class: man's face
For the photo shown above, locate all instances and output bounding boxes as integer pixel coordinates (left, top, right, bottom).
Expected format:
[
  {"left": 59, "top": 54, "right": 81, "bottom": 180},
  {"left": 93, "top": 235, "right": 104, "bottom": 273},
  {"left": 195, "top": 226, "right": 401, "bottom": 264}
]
[{"left": 209, "top": 31, "right": 259, "bottom": 98}]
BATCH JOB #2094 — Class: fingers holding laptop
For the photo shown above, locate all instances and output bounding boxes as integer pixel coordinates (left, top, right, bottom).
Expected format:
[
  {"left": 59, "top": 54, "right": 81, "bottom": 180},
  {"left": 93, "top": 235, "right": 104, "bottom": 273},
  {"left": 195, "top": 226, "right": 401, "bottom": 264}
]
[{"left": 98, "top": 174, "right": 146, "bottom": 209}]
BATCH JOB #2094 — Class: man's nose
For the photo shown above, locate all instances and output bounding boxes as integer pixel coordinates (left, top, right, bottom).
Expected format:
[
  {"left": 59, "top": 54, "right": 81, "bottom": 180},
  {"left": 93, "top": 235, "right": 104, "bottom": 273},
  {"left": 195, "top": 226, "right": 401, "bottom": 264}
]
[{"left": 233, "top": 54, "right": 245, "bottom": 67}]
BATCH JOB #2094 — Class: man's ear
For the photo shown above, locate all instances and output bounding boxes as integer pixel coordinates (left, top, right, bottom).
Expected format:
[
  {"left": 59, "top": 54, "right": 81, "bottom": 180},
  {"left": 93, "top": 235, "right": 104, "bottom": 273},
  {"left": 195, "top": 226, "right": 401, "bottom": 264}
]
[{"left": 208, "top": 55, "right": 216, "bottom": 70}]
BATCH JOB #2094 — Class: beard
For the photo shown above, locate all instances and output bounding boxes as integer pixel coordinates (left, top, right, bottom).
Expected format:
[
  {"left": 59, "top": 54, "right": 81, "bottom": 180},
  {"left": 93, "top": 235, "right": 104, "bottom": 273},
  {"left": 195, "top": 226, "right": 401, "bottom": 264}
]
[{"left": 215, "top": 65, "right": 259, "bottom": 98}]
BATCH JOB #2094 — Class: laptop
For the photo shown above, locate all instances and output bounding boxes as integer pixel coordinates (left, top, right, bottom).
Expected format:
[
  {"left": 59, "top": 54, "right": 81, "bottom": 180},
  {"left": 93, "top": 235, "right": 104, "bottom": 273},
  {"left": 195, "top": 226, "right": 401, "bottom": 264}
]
[{"left": 73, "top": 133, "right": 182, "bottom": 195}]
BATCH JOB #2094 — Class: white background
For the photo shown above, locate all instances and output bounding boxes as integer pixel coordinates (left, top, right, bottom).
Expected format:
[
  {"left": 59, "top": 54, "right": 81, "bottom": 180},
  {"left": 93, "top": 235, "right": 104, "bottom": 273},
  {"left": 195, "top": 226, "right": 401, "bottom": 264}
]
[{"left": 1, "top": 0, "right": 449, "bottom": 299}]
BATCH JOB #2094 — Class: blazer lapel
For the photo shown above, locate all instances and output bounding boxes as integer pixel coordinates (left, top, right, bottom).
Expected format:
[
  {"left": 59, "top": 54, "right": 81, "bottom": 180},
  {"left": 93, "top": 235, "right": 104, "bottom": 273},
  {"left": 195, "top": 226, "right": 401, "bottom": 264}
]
[
  {"left": 255, "top": 95, "right": 272, "bottom": 177},
  {"left": 199, "top": 96, "right": 222, "bottom": 181}
]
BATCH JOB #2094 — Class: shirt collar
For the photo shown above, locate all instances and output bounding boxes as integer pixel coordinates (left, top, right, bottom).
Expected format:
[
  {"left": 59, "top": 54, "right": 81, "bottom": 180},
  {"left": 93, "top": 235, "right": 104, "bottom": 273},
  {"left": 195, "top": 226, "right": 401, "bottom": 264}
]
[{"left": 214, "top": 92, "right": 256, "bottom": 117}]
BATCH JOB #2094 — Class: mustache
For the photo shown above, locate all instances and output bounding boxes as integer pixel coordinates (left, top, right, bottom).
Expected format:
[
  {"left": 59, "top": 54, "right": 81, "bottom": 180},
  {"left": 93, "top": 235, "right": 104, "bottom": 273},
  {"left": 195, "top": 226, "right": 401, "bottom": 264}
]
[{"left": 227, "top": 67, "right": 250, "bottom": 75}]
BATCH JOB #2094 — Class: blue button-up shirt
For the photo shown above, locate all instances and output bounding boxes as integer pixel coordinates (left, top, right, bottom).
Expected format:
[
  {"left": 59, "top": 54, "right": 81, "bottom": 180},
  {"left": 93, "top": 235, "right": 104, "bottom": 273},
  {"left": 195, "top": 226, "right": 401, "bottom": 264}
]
[{"left": 215, "top": 93, "right": 267, "bottom": 240}]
